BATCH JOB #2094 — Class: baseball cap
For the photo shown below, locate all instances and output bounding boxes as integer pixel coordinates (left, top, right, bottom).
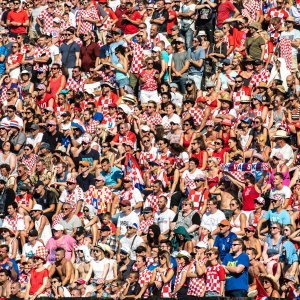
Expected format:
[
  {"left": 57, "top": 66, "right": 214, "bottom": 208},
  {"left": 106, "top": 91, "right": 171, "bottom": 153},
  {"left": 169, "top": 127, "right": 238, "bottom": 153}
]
[
  {"left": 28, "top": 229, "right": 39, "bottom": 237},
  {"left": 53, "top": 224, "right": 64, "bottom": 231},
  {"left": 196, "top": 241, "right": 208, "bottom": 249},
  {"left": 254, "top": 197, "right": 265, "bottom": 205},
  {"left": 246, "top": 225, "right": 256, "bottom": 232},
  {"left": 176, "top": 250, "right": 191, "bottom": 259},
  {"left": 142, "top": 207, "right": 153, "bottom": 214},
  {"left": 120, "top": 200, "right": 131, "bottom": 207},
  {"left": 176, "top": 37, "right": 185, "bottom": 43},
  {"left": 36, "top": 83, "right": 46, "bottom": 90},
  {"left": 30, "top": 123, "right": 39, "bottom": 130},
  {"left": 219, "top": 219, "right": 230, "bottom": 227},
  {"left": 127, "top": 221, "right": 138, "bottom": 229},
  {"left": 79, "top": 161, "right": 90, "bottom": 167}
]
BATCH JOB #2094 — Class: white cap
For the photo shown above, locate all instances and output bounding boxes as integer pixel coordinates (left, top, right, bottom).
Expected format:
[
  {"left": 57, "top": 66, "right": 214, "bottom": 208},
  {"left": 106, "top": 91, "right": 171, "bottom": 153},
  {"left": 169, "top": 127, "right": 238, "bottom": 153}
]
[
  {"left": 53, "top": 17, "right": 61, "bottom": 23},
  {"left": 196, "top": 241, "right": 208, "bottom": 249},
  {"left": 152, "top": 46, "right": 161, "bottom": 52},
  {"left": 141, "top": 125, "right": 150, "bottom": 132},
  {"left": 31, "top": 204, "right": 43, "bottom": 211},
  {"left": 61, "top": 123, "right": 71, "bottom": 130},
  {"left": 177, "top": 250, "right": 191, "bottom": 259},
  {"left": 53, "top": 224, "right": 64, "bottom": 231},
  {"left": 120, "top": 245, "right": 131, "bottom": 254}
]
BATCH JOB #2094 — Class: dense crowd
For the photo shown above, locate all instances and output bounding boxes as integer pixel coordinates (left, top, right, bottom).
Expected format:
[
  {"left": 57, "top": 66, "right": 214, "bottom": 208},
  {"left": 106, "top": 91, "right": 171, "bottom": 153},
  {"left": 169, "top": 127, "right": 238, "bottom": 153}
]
[{"left": 0, "top": 0, "right": 299, "bottom": 298}]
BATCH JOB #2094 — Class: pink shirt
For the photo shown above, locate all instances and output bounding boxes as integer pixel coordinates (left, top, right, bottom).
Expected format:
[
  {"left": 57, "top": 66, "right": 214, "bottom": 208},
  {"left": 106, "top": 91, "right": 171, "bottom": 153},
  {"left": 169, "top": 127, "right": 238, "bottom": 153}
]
[{"left": 45, "top": 235, "right": 76, "bottom": 262}]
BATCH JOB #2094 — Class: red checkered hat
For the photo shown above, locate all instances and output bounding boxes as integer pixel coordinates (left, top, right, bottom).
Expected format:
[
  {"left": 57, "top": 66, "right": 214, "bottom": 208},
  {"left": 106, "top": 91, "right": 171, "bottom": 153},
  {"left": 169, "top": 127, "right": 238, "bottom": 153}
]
[{"left": 33, "top": 246, "right": 48, "bottom": 262}]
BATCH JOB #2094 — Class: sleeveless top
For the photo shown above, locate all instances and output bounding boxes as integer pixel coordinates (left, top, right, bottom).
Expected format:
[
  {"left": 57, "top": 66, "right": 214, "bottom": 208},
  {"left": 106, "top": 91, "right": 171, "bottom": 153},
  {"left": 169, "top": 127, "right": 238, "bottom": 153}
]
[
  {"left": 0, "top": 152, "right": 17, "bottom": 176},
  {"left": 266, "top": 235, "right": 283, "bottom": 257},
  {"left": 187, "top": 258, "right": 206, "bottom": 296},
  {"left": 242, "top": 185, "right": 260, "bottom": 211},
  {"left": 230, "top": 211, "right": 248, "bottom": 237},
  {"left": 91, "top": 257, "right": 109, "bottom": 279}
]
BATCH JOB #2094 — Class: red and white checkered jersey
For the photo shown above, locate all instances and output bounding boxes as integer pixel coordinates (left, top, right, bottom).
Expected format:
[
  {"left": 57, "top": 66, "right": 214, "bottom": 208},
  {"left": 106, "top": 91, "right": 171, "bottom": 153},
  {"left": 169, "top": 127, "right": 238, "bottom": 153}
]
[
  {"left": 141, "top": 112, "right": 163, "bottom": 127},
  {"left": 144, "top": 192, "right": 169, "bottom": 213},
  {"left": 205, "top": 264, "right": 226, "bottom": 293},
  {"left": 128, "top": 40, "right": 151, "bottom": 74},
  {"left": 138, "top": 268, "right": 152, "bottom": 298},
  {"left": 21, "top": 154, "right": 38, "bottom": 173},
  {"left": 3, "top": 213, "right": 26, "bottom": 232},
  {"left": 154, "top": 268, "right": 173, "bottom": 298},
  {"left": 85, "top": 185, "right": 113, "bottom": 214},
  {"left": 84, "top": 119, "right": 99, "bottom": 134},
  {"left": 76, "top": 6, "right": 100, "bottom": 34},
  {"left": 66, "top": 77, "right": 85, "bottom": 93},
  {"left": 187, "top": 259, "right": 206, "bottom": 297},
  {"left": 37, "top": 8, "right": 62, "bottom": 33},
  {"left": 250, "top": 69, "right": 270, "bottom": 87},
  {"left": 139, "top": 147, "right": 158, "bottom": 167},
  {"left": 174, "top": 264, "right": 189, "bottom": 297},
  {"left": 33, "top": 45, "right": 51, "bottom": 71},
  {"left": 138, "top": 217, "right": 154, "bottom": 234},
  {"left": 189, "top": 107, "right": 205, "bottom": 127},
  {"left": 59, "top": 185, "right": 84, "bottom": 207},
  {"left": 241, "top": 0, "right": 261, "bottom": 23}
]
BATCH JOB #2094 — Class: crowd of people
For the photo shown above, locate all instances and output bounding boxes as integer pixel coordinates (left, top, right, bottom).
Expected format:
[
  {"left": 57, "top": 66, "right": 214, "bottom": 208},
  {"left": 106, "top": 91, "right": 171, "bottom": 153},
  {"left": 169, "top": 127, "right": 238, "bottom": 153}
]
[{"left": 0, "top": 0, "right": 299, "bottom": 298}]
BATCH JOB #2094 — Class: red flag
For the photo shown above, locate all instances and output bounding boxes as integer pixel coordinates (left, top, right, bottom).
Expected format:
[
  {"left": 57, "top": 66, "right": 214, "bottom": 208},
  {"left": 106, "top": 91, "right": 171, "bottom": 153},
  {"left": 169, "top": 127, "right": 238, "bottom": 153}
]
[{"left": 255, "top": 276, "right": 268, "bottom": 300}]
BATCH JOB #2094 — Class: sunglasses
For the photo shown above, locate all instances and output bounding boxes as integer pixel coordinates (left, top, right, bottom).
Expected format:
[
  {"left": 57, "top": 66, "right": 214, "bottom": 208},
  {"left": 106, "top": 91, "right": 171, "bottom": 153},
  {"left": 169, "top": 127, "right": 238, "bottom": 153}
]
[
  {"left": 143, "top": 139, "right": 150, "bottom": 142},
  {"left": 83, "top": 210, "right": 89, "bottom": 212},
  {"left": 194, "top": 179, "right": 204, "bottom": 182},
  {"left": 271, "top": 226, "right": 278, "bottom": 229},
  {"left": 47, "top": 124, "right": 55, "bottom": 127},
  {"left": 214, "top": 142, "right": 221, "bottom": 145},
  {"left": 232, "top": 244, "right": 241, "bottom": 246},
  {"left": 92, "top": 249, "right": 100, "bottom": 253}
]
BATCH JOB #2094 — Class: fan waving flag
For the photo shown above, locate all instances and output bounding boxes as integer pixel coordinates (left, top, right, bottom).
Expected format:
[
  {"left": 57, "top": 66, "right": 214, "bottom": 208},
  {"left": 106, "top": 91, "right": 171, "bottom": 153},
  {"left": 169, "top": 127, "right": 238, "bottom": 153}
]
[
  {"left": 124, "top": 153, "right": 145, "bottom": 191},
  {"left": 255, "top": 276, "right": 268, "bottom": 300}
]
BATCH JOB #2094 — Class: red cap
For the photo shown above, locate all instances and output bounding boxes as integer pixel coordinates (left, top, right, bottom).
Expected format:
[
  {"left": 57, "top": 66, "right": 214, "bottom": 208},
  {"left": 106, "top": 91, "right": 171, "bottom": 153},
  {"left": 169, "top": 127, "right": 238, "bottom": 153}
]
[
  {"left": 222, "top": 119, "right": 232, "bottom": 127},
  {"left": 246, "top": 225, "right": 256, "bottom": 232},
  {"left": 196, "top": 96, "right": 206, "bottom": 103},
  {"left": 295, "top": 122, "right": 300, "bottom": 129}
]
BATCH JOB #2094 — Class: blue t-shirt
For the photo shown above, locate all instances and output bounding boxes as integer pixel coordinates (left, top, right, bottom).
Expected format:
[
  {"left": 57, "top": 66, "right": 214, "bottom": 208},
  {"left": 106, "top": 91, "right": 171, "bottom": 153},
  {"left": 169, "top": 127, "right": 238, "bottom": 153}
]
[
  {"left": 214, "top": 232, "right": 237, "bottom": 261},
  {"left": 100, "top": 166, "right": 123, "bottom": 187},
  {"left": 0, "top": 45, "right": 8, "bottom": 75},
  {"left": 222, "top": 252, "right": 249, "bottom": 292},
  {"left": 110, "top": 41, "right": 125, "bottom": 64},
  {"left": 0, "top": 258, "right": 19, "bottom": 277},
  {"left": 161, "top": 50, "right": 169, "bottom": 81},
  {"left": 264, "top": 209, "right": 291, "bottom": 225},
  {"left": 188, "top": 46, "right": 205, "bottom": 75}
]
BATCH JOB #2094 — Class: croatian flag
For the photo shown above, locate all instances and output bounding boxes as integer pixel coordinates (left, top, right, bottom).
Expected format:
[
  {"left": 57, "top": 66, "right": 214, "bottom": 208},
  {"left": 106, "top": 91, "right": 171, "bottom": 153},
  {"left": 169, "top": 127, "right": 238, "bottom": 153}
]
[{"left": 124, "top": 153, "right": 145, "bottom": 191}]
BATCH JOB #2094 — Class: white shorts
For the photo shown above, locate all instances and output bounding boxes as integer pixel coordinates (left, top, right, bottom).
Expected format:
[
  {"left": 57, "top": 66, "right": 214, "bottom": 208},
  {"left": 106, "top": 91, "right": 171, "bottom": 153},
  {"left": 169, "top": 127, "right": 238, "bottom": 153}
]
[{"left": 139, "top": 89, "right": 160, "bottom": 104}]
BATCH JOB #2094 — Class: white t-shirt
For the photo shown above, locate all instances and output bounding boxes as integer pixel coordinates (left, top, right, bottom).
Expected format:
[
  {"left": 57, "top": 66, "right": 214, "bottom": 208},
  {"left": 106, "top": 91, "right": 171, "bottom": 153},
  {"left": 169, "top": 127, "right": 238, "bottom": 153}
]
[
  {"left": 270, "top": 143, "right": 294, "bottom": 167},
  {"left": 117, "top": 211, "right": 140, "bottom": 236},
  {"left": 120, "top": 234, "right": 144, "bottom": 260},
  {"left": 269, "top": 186, "right": 292, "bottom": 201},
  {"left": 201, "top": 209, "right": 226, "bottom": 233},
  {"left": 154, "top": 209, "right": 176, "bottom": 233},
  {"left": 26, "top": 132, "right": 43, "bottom": 147},
  {"left": 22, "top": 240, "right": 44, "bottom": 259},
  {"left": 91, "top": 257, "right": 109, "bottom": 279},
  {"left": 182, "top": 169, "right": 205, "bottom": 191}
]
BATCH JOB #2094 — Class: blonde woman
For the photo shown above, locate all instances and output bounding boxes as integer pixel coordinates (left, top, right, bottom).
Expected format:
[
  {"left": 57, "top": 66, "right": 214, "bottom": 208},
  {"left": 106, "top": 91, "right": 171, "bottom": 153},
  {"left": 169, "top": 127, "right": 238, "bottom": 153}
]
[{"left": 229, "top": 199, "right": 247, "bottom": 237}]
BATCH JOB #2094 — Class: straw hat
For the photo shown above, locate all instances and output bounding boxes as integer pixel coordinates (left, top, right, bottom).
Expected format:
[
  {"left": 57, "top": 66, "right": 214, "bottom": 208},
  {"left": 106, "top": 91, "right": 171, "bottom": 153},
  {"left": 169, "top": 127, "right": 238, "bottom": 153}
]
[
  {"left": 273, "top": 129, "right": 289, "bottom": 139},
  {"left": 260, "top": 275, "right": 279, "bottom": 291},
  {"left": 219, "top": 92, "right": 232, "bottom": 102}
]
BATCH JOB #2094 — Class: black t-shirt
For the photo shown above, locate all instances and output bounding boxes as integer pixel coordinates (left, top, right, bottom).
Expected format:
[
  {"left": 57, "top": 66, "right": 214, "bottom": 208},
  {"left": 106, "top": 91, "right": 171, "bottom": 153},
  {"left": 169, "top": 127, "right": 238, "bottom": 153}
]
[
  {"left": 0, "top": 188, "right": 16, "bottom": 216},
  {"left": 126, "top": 282, "right": 141, "bottom": 296},
  {"left": 41, "top": 131, "right": 64, "bottom": 151},
  {"left": 33, "top": 189, "right": 56, "bottom": 210},
  {"left": 151, "top": 9, "right": 169, "bottom": 33},
  {"left": 76, "top": 173, "right": 95, "bottom": 192},
  {"left": 78, "top": 149, "right": 100, "bottom": 166}
]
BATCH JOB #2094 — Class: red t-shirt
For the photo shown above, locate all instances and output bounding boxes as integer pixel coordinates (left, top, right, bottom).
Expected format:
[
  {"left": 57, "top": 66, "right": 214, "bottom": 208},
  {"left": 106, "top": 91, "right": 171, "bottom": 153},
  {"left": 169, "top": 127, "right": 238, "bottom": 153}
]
[
  {"left": 217, "top": 1, "right": 236, "bottom": 27},
  {"left": 29, "top": 268, "right": 49, "bottom": 295},
  {"left": 7, "top": 10, "right": 29, "bottom": 34},
  {"left": 242, "top": 185, "right": 260, "bottom": 211},
  {"left": 124, "top": 11, "right": 142, "bottom": 34},
  {"left": 167, "top": 10, "right": 177, "bottom": 35},
  {"left": 36, "top": 93, "right": 53, "bottom": 109}
]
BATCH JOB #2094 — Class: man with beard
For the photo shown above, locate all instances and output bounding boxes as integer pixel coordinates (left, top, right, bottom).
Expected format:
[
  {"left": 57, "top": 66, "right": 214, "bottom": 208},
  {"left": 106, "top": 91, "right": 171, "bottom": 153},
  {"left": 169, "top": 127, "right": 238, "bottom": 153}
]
[
  {"left": 0, "top": 245, "right": 18, "bottom": 281},
  {"left": 49, "top": 247, "right": 74, "bottom": 286},
  {"left": 118, "top": 245, "right": 135, "bottom": 280},
  {"left": 58, "top": 203, "right": 81, "bottom": 236}
]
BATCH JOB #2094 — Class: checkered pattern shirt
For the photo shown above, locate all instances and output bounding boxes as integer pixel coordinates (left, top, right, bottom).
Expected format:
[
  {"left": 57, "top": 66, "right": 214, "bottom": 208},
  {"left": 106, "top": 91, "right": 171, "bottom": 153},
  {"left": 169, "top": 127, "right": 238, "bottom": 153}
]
[
  {"left": 19, "top": 272, "right": 30, "bottom": 291},
  {"left": 98, "top": 93, "right": 118, "bottom": 116},
  {"left": 76, "top": 6, "right": 99, "bottom": 34},
  {"left": 85, "top": 185, "right": 113, "bottom": 214},
  {"left": 21, "top": 154, "right": 38, "bottom": 173},
  {"left": 59, "top": 185, "right": 84, "bottom": 207},
  {"left": 141, "top": 112, "right": 162, "bottom": 127},
  {"left": 84, "top": 119, "right": 99, "bottom": 134},
  {"left": 250, "top": 69, "right": 270, "bottom": 87},
  {"left": 188, "top": 189, "right": 208, "bottom": 211},
  {"left": 144, "top": 192, "right": 168, "bottom": 213},
  {"left": 66, "top": 77, "right": 85, "bottom": 92},
  {"left": 129, "top": 40, "right": 152, "bottom": 74},
  {"left": 187, "top": 259, "right": 206, "bottom": 297},
  {"left": 174, "top": 264, "right": 189, "bottom": 297},
  {"left": 139, "top": 147, "right": 158, "bottom": 167},
  {"left": 37, "top": 8, "right": 62, "bottom": 33},
  {"left": 154, "top": 268, "right": 173, "bottom": 298},
  {"left": 241, "top": 0, "right": 261, "bottom": 22},
  {"left": 138, "top": 217, "right": 154, "bottom": 234},
  {"left": 33, "top": 46, "right": 51, "bottom": 71},
  {"left": 189, "top": 107, "right": 205, "bottom": 127},
  {"left": 205, "top": 264, "right": 226, "bottom": 293},
  {"left": 3, "top": 213, "right": 25, "bottom": 232},
  {"left": 138, "top": 268, "right": 152, "bottom": 298}
]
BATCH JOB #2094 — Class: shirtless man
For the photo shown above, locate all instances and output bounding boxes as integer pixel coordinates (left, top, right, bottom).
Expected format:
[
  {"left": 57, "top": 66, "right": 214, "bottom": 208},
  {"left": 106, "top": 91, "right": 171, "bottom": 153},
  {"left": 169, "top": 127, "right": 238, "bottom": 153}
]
[
  {"left": 210, "top": 176, "right": 237, "bottom": 219},
  {"left": 74, "top": 245, "right": 92, "bottom": 282},
  {"left": 49, "top": 247, "right": 74, "bottom": 286},
  {"left": 0, "top": 269, "right": 11, "bottom": 298},
  {"left": 246, "top": 247, "right": 266, "bottom": 278}
]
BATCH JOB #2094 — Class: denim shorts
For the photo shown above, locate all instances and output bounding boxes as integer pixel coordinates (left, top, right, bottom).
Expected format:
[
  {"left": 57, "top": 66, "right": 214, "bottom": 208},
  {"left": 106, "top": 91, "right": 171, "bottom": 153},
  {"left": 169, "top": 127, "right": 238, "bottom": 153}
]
[{"left": 117, "top": 77, "right": 129, "bottom": 88}]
